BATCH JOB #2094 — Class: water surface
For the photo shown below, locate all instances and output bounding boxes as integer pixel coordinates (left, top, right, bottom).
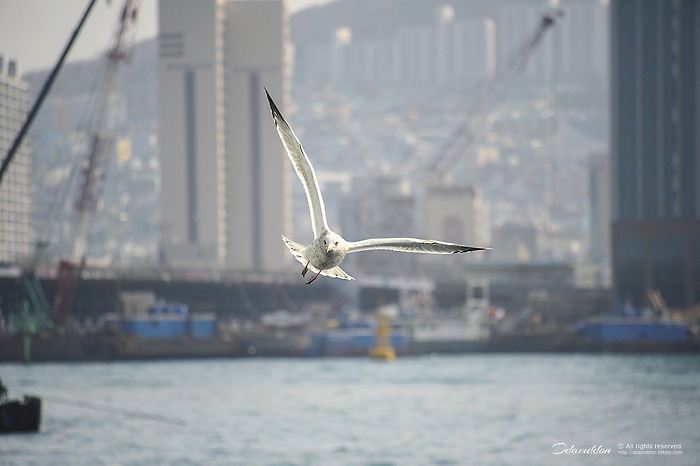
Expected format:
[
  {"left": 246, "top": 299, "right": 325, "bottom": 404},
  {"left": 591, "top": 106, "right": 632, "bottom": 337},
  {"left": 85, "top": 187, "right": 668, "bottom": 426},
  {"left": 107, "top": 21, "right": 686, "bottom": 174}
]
[{"left": 1, "top": 354, "right": 698, "bottom": 465}]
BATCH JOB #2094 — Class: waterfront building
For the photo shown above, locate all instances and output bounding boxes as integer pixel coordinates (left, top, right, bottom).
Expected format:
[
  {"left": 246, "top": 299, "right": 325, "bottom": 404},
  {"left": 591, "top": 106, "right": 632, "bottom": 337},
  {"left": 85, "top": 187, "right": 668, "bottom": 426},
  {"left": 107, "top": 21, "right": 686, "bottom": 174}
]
[
  {"left": 0, "top": 57, "right": 32, "bottom": 264},
  {"left": 610, "top": 0, "right": 700, "bottom": 308}
]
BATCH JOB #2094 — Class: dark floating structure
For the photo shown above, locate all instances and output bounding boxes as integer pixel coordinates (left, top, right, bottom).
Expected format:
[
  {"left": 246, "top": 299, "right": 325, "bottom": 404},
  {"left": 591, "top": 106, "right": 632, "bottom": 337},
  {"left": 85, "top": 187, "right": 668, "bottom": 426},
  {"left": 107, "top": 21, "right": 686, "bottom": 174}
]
[
  {"left": 0, "top": 396, "right": 41, "bottom": 433},
  {"left": 0, "top": 379, "right": 40, "bottom": 433}
]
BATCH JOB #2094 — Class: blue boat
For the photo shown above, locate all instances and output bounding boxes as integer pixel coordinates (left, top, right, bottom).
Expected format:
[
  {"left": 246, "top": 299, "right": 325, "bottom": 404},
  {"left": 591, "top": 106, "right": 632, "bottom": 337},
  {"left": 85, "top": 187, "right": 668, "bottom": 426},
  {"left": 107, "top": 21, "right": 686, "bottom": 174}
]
[
  {"left": 576, "top": 300, "right": 686, "bottom": 343},
  {"left": 119, "top": 302, "right": 217, "bottom": 340},
  {"left": 577, "top": 319, "right": 686, "bottom": 342}
]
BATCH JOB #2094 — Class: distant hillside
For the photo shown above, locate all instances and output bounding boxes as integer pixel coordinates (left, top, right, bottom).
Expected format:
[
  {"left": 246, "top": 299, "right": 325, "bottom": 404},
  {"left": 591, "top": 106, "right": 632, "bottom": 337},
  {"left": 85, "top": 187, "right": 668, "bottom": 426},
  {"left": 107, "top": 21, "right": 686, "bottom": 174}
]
[{"left": 24, "top": 38, "right": 157, "bottom": 120}]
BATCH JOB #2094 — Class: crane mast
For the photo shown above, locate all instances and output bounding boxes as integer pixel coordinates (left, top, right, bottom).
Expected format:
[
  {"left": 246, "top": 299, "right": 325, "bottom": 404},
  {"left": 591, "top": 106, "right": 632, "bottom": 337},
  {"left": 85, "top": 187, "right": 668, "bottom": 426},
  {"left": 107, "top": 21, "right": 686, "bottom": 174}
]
[{"left": 52, "top": 0, "right": 140, "bottom": 324}]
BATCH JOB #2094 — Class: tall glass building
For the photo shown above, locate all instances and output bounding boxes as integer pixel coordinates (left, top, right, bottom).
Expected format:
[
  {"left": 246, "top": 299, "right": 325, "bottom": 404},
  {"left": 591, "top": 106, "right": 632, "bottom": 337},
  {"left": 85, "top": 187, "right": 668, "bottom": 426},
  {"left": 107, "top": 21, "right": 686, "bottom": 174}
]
[{"left": 610, "top": 0, "right": 700, "bottom": 308}]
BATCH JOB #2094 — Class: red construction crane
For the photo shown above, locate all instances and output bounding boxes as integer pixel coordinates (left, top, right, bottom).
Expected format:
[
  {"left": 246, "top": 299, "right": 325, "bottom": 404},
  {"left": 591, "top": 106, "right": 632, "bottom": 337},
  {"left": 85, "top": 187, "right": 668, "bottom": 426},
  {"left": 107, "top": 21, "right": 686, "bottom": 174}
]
[
  {"left": 425, "top": 8, "right": 563, "bottom": 182},
  {"left": 52, "top": 0, "right": 140, "bottom": 324}
]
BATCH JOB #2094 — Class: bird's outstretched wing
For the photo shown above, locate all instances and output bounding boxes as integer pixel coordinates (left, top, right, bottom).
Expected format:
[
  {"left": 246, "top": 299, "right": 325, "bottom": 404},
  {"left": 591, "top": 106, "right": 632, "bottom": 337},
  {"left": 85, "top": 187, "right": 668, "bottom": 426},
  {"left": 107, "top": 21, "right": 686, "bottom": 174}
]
[
  {"left": 347, "top": 238, "right": 488, "bottom": 254},
  {"left": 266, "top": 89, "right": 328, "bottom": 237}
]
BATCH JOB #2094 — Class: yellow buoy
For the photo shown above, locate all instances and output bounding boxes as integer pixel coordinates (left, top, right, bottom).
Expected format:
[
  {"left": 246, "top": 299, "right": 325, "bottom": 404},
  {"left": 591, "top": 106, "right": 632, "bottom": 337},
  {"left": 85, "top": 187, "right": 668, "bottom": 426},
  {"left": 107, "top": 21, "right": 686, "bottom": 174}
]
[{"left": 369, "top": 313, "right": 396, "bottom": 361}]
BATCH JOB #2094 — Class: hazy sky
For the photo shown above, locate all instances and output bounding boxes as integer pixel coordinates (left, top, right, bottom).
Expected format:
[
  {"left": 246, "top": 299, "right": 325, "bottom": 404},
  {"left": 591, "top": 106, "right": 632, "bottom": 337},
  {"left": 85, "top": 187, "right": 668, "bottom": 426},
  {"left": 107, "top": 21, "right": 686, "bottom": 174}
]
[{"left": 0, "top": 0, "right": 334, "bottom": 74}]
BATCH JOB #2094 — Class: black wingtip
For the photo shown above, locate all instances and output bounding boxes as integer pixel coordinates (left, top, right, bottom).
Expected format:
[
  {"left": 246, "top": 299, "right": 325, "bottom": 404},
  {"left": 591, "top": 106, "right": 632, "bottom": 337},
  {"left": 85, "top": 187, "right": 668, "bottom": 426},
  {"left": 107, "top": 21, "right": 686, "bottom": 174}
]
[
  {"left": 454, "top": 246, "right": 491, "bottom": 254},
  {"left": 264, "top": 87, "right": 281, "bottom": 119}
]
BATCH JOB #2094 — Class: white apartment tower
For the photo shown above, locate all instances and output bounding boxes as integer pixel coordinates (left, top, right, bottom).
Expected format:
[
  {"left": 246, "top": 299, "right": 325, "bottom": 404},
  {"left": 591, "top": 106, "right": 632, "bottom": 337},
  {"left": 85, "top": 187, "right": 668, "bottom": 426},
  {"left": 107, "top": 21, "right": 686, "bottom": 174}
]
[
  {"left": 158, "top": 0, "right": 289, "bottom": 270},
  {"left": 0, "top": 57, "right": 32, "bottom": 264}
]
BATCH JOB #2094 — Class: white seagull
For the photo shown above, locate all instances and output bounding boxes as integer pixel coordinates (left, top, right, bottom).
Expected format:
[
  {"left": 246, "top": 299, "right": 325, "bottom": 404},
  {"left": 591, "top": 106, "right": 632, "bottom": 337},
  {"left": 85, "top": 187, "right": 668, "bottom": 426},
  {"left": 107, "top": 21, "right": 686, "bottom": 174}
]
[{"left": 266, "top": 89, "right": 488, "bottom": 284}]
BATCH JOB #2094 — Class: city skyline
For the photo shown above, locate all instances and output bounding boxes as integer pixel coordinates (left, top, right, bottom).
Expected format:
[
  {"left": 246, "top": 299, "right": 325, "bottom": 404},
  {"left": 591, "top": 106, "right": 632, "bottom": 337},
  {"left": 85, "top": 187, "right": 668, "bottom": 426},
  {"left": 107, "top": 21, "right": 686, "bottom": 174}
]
[{"left": 18, "top": 0, "right": 610, "bottom": 280}]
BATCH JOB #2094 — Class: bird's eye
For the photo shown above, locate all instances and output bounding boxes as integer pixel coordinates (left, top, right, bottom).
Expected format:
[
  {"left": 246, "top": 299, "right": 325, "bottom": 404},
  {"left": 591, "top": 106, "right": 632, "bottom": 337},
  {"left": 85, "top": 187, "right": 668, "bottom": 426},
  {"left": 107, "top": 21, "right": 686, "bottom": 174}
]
[{"left": 335, "top": 241, "right": 339, "bottom": 246}]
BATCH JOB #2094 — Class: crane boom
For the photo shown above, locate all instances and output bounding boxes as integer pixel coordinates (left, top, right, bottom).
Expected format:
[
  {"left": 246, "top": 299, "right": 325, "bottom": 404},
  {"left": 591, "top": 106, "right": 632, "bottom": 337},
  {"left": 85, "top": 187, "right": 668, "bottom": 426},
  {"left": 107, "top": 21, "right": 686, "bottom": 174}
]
[
  {"left": 52, "top": 0, "right": 140, "bottom": 324},
  {"left": 0, "top": 0, "right": 100, "bottom": 187},
  {"left": 426, "top": 8, "right": 563, "bottom": 178}
]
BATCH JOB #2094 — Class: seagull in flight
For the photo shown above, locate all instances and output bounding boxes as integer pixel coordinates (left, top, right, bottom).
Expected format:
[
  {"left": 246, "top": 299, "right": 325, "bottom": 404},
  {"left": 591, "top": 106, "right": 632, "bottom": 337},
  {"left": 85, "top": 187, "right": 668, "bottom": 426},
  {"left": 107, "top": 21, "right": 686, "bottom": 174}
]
[{"left": 265, "top": 89, "right": 488, "bottom": 284}]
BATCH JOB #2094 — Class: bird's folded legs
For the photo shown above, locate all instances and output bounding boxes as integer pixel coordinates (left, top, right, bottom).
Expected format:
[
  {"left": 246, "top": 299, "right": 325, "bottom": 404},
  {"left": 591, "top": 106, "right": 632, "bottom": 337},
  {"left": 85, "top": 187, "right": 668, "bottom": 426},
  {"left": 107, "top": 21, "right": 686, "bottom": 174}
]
[
  {"left": 301, "top": 261, "right": 319, "bottom": 284},
  {"left": 306, "top": 271, "right": 320, "bottom": 285}
]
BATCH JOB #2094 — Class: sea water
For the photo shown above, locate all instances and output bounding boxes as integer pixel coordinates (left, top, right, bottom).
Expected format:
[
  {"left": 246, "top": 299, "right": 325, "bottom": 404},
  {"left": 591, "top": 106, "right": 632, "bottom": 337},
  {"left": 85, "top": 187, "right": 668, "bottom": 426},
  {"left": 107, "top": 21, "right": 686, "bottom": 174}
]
[{"left": 1, "top": 354, "right": 699, "bottom": 465}]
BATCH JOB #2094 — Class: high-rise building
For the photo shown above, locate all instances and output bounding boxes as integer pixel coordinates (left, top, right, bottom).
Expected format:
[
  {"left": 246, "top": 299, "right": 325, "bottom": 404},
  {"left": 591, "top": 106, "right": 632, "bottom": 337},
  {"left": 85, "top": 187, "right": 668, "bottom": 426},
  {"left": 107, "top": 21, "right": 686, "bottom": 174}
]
[
  {"left": 610, "top": 0, "right": 700, "bottom": 308},
  {"left": 158, "top": 0, "right": 225, "bottom": 266},
  {"left": 588, "top": 152, "right": 610, "bottom": 263},
  {"left": 158, "top": 0, "right": 289, "bottom": 271},
  {"left": 0, "top": 57, "right": 32, "bottom": 264}
]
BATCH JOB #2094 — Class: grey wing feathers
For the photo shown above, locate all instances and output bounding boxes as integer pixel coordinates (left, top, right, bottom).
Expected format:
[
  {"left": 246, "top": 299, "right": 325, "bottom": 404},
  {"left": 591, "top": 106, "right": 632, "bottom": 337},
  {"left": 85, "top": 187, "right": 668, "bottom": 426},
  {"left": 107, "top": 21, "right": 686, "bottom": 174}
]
[
  {"left": 265, "top": 89, "right": 328, "bottom": 237},
  {"left": 347, "top": 238, "right": 488, "bottom": 254}
]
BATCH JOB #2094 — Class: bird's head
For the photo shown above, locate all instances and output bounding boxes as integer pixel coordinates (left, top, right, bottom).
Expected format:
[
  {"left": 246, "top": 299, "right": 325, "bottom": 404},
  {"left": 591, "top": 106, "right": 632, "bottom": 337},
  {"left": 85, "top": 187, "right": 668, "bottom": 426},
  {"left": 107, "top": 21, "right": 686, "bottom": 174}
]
[
  {"left": 322, "top": 233, "right": 345, "bottom": 255},
  {"left": 324, "top": 238, "right": 339, "bottom": 253}
]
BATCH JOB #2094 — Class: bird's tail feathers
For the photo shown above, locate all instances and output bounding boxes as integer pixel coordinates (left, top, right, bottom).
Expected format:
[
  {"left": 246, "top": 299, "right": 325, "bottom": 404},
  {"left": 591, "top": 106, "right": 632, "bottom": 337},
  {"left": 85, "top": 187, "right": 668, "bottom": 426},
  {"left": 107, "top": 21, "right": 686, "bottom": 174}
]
[{"left": 320, "top": 266, "right": 354, "bottom": 281}]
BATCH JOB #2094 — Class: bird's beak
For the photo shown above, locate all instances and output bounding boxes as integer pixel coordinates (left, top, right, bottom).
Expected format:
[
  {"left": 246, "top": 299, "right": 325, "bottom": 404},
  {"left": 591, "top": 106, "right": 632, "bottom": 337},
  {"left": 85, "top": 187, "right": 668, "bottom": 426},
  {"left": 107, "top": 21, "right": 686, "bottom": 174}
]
[{"left": 326, "top": 245, "right": 333, "bottom": 253}]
